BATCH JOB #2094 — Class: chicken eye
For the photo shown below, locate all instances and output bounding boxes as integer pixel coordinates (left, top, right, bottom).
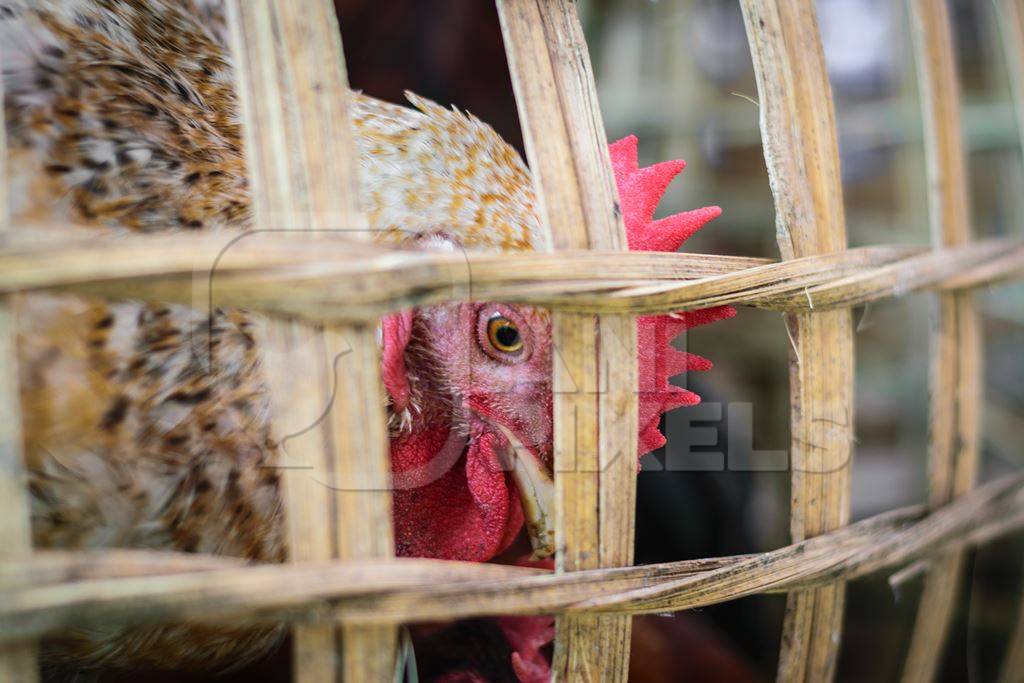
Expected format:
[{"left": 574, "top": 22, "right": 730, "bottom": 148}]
[{"left": 486, "top": 315, "right": 523, "bottom": 353}]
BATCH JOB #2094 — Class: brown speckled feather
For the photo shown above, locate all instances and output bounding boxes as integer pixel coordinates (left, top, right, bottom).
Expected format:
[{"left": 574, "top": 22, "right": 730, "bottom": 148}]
[{"left": 2, "top": 0, "right": 542, "bottom": 674}]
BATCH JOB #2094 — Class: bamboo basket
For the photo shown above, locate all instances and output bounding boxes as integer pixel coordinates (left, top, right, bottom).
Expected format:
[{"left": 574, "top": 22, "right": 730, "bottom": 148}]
[{"left": 1, "top": 0, "right": 1023, "bottom": 681}]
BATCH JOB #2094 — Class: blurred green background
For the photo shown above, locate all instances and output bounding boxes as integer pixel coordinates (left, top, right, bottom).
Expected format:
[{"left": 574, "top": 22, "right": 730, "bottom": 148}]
[{"left": 580, "top": 2, "right": 1024, "bottom": 680}]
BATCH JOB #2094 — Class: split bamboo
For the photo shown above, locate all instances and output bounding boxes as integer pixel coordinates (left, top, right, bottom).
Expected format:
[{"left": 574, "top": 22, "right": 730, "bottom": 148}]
[
  {"left": 901, "top": 2, "right": 983, "bottom": 681},
  {"left": 226, "top": 2, "right": 394, "bottom": 681},
  {"left": 497, "top": 1, "right": 637, "bottom": 679},
  {"left": 997, "top": 2, "right": 1024, "bottom": 680},
  {"left": 0, "top": 38, "right": 40, "bottom": 683},
  {"left": 0, "top": 232, "right": 1018, "bottom": 318},
  {"left": 1, "top": 469, "right": 1022, "bottom": 645},
  {"left": 739, "top": 2, "right": 854, "bottom": 680}
]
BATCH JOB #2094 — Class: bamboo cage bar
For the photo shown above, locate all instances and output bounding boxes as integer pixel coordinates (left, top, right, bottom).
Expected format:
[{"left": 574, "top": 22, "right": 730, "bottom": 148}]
[
  {"left": 497, "top": 1, "right": 637, "bottom": 679},
  {"left": 1001, "top": 0, "right": 1024, "bottom": 157},
  {"left": 738, "top": 2, "right": 854, "bottom": 680},
  {"left": 226, "top": 2, "right": 395, "bottom": 680},
  {"left": 0, "top": 44, "right": 40, "bottom": 683},
  {"left": 3, "top": 468, "right": 1024, "bottom": 644},
  {"left": 902, "top": 2, "right": 984, "bottom": 681},
  {"left": 1, "top": 233, "right": 1019, "bottom": 317},
  {"left": 997, "top": 3, "right": 1024, "bottom": 680},
  {"left": 0, "top": 0, "right": 1022, "bottom": 680}
]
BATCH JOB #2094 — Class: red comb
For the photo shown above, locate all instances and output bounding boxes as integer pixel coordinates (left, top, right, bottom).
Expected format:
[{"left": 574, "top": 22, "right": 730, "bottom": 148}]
[
  {"left": 488, "top": 140, "right": 734, "bottom": 679},
  {"left": 388, "top": 135, "right": 734, "bottom": 683},
  {"left": 609, "top": 135, "right": 736, "bottom": 457}
]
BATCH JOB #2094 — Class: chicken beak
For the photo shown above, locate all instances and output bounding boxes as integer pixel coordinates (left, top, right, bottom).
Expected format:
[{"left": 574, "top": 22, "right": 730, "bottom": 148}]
[{"left": 493, "top": 423, "right": 555, "bottom": 559}]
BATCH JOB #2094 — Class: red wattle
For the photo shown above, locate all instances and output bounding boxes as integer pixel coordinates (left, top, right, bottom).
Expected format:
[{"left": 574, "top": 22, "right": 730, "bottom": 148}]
[
  {"left": 380, "top": 309, "right": 414, "bottom": 412},
  {"left": 391, "top": 423, "right": 524, "bottom": 562}
]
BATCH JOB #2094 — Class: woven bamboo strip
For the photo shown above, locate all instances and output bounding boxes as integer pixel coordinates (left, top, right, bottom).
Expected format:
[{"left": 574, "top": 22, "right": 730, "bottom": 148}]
[
  {"left": 3, "top": 470, "right": 1023, "bottom": 645},
  {"left": 0, "top": 44, "right": 40, "bottom": 683},
  {"left": 902, "top": 2, "right": 983, "bottom": 681},
  {"left": 0, "top": 233, "right": 1019, "bottom": 315},
  {"left": 1001, "top": 0, "right": 1024, "bottom": 156},
  {"left": 226, "top": 3, "right": 394, "bottom": 681},
  {"left": 497, "top": 1, "right": 637, "bottom": 679},
  {"left": 997, "top": 4, "right": 1024, "bottom": 680},
  {"left": 0, "top": 307, "right": 36, "bottom": 683},
  {"left": 739, "top": 2, "right": 854, "bottom": 680}
]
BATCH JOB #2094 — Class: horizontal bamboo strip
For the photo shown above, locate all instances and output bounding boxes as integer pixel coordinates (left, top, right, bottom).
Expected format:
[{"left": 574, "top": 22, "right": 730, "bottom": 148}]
[
  {"left": 0, "top": 232, "right": 1020, "bottom": 317},
  {"left": 2, "top": 469, "right": 1023, "bottom": 646},
  {"left": 0, "top": 550, "right": 245, "bottom": 590},
  {"left": 0, "top": 228, "right": 765, "bottom": 292}
]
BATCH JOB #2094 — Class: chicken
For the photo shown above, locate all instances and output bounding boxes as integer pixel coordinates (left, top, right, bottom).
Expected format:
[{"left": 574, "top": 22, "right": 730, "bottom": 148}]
[{"left": 1, "top": 0, "right": 733, "bottom": 677}]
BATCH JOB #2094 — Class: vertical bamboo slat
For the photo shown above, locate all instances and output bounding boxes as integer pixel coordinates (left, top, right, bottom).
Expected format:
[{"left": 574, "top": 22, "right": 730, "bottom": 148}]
[
  {"left": 997, "top": 4, "right": 1024, "bottom": 681},
  {"left": 496, "top": 1, "right": 638, "bottom": 679},
  {"left": 738, "top": 2, "right": 855, "bottom": 681},
  {"left": 0, "top": 49, "right": 40, "bottom": 683},
  {"left": 901, "top": 2, "right": 984, "bottom": 681},
  {"left": 226, "top": 2, "right": 395, "bottom": 681},
  {"left": 1001, "top": 0, "right": 1024, "bottom": 156}
]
